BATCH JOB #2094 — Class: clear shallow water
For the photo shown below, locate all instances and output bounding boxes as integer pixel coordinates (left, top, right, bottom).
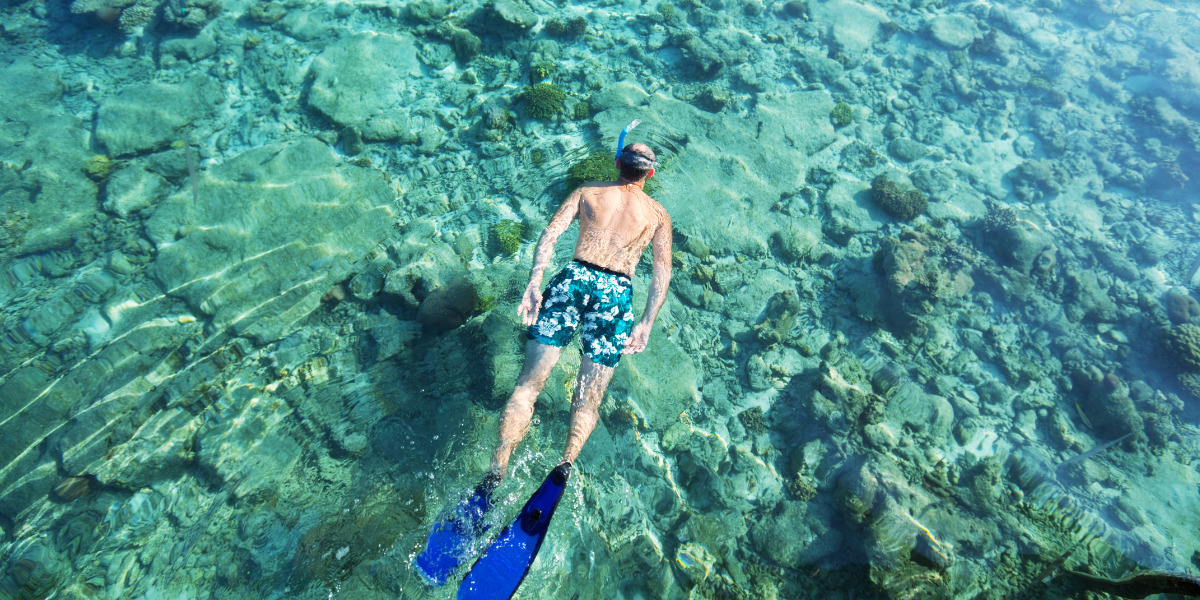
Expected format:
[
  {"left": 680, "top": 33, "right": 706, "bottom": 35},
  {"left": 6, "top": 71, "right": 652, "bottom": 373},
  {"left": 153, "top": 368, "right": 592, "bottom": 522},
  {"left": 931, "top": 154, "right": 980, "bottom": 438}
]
[{"left": 1, "top": 0, "right": 1200, "bottom": 597}]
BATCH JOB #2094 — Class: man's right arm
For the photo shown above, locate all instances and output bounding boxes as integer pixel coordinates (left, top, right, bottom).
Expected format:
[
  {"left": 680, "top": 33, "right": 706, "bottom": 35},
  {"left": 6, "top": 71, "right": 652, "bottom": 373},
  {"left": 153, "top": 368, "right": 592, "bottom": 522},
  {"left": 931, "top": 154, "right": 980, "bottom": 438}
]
[{"left": 519, "top": 190, "right": 581, "bottom": 325}]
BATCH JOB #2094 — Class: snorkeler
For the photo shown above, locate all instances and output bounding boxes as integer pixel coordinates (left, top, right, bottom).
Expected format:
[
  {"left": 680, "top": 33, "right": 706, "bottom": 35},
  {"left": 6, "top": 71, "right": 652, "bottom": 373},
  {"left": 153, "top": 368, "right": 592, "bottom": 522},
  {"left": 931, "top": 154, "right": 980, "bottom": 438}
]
[{"left": 417, "top": 121, "right": 673, "bottom": 598}]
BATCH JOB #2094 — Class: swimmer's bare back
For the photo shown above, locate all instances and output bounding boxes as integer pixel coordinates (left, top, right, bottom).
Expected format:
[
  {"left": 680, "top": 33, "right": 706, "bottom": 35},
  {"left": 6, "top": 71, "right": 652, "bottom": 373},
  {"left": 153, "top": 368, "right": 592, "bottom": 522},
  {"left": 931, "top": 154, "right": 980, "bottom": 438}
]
[
  {"left": 571, "top": 183, "right": 669, "bottom": 277},
  {"left": 519, "top": 180, "right": 673, "bottom": 355}
]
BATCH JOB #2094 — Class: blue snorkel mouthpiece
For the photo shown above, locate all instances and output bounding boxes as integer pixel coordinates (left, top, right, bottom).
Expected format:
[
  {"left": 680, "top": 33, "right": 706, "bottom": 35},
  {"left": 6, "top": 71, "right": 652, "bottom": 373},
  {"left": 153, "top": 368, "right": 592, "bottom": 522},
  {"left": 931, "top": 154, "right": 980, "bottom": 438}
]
[{"left": 615, "top": 119, "right": 642, "bottom": 160}]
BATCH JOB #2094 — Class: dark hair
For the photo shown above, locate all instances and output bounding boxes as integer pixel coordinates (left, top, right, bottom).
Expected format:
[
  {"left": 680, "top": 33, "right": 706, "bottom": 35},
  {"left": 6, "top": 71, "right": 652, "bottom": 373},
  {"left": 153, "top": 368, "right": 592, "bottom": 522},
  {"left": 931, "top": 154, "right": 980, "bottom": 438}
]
[{"left": 618, "top": 144, "right": 656, "bottom": 181}]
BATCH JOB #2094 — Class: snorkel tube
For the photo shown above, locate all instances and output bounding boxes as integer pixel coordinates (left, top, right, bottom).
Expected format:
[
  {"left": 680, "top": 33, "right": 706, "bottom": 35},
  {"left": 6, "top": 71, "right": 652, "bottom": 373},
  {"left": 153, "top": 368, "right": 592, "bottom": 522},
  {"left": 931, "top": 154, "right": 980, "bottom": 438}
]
[{"left": 615, "top": 119, "right": 642, "bottom": 160}]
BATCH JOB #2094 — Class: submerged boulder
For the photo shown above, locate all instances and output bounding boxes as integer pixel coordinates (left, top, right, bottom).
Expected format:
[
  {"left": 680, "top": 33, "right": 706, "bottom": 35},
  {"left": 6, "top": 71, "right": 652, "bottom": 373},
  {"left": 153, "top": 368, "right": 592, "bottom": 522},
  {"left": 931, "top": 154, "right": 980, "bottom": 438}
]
[
  {"left": 96, "top": 76, "right": 224, "bottom": 156},
  {"left": 145, "top": 138, "right": 396, "bottom": 343},
  {"left": 307, "top": 32, "right": 423, "bottom": 131}
]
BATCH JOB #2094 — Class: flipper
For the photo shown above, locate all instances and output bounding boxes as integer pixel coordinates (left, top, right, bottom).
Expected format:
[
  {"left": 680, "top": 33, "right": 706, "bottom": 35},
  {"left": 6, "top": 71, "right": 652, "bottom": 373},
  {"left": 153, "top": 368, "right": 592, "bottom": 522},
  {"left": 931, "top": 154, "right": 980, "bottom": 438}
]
[
  {"left": 414, "top": 472, "right": 501, "bottom": 586},
  {"left": 457, "top": 462, "right": 572, "bottom": 600}
]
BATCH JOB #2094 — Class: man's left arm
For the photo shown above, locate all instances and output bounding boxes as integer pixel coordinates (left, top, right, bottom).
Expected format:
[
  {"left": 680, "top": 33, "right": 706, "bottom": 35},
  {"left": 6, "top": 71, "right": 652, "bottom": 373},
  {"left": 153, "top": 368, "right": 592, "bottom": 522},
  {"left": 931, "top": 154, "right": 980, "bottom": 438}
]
[{"left": 623, "top": 211, "right": 672, "bottom": 355}]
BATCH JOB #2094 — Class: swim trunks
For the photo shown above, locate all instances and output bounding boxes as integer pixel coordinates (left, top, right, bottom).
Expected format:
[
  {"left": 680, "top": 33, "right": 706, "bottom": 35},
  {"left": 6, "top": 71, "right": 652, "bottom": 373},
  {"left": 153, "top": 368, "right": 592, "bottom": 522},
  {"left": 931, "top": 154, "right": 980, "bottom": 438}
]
[{"left": 530, "top": 260, "right": 635, "bottom": 367}]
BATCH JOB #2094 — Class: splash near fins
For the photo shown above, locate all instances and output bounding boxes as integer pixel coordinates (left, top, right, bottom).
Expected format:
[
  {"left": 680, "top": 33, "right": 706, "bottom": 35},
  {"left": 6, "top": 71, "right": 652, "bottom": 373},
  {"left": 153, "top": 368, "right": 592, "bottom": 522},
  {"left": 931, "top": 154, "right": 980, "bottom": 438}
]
[
  {"left": 415, "top": 472, "right": 501, "bottom": 586},
  {"left": 457, "top": 462, "right": 572, "bottom": 600}
]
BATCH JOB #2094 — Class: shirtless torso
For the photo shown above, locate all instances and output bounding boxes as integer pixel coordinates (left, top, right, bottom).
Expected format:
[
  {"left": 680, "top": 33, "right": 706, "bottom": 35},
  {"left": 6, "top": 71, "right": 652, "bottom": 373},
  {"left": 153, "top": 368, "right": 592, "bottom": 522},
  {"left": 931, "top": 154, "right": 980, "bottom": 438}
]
[
  {"left": 520, "top": 178, "right": 673, "bottom": 356},
  {"left": 571, "top": 182, "right": 670, "bottom": 277}
]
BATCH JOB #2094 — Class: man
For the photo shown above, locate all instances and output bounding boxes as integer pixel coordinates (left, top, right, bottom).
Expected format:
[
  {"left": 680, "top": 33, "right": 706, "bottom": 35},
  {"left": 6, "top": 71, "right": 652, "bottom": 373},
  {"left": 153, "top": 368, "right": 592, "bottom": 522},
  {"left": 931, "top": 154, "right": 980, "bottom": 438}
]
[
  {"left": 416, "top": 130, "right": 673, "bottom": 594},
  {"left": 491, "top": 139, "right": 673, "bottom": 480}
]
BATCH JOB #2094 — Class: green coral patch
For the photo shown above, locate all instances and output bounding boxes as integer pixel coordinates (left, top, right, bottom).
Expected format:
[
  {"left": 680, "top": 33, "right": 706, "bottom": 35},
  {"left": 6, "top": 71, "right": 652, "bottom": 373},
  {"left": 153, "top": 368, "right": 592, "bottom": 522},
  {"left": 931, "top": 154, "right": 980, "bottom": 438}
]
[
  {"left": 493, "top": 219, "right": 524, "bottom": 255},
  {"left": 567, "top": 152, "right": 618, "bottom": 190},
  {"left": 870, "top": 175, "right": 927, "bottom": 221},
  {"left": 518, "top": 83, "right": 567, "bottom": 121}
]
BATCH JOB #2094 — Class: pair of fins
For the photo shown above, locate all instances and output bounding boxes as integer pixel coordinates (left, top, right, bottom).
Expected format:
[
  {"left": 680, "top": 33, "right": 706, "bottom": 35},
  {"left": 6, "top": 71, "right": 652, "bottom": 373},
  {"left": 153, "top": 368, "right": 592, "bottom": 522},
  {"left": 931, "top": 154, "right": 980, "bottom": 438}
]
[{"left": 415, "top": 462, "right": 572, "bottom": 599}]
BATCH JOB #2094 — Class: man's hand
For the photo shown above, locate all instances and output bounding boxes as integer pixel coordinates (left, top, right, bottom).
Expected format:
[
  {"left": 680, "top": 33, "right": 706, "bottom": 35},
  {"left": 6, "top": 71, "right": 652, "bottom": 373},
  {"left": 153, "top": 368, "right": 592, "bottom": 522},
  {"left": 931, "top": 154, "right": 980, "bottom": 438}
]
[
  {"left": 622, "top": 321, "right": 652, "bottom": 355},
  {"left": 518, "top": 281, "right": 542, "bottom": 326}
]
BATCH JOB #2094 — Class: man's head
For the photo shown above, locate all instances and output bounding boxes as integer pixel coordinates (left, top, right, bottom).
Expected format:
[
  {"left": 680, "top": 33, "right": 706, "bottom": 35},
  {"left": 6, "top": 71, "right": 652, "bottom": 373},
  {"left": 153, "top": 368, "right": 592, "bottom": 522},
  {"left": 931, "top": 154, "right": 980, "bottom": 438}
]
[{"left": 616, "top": 143, "right": 656, "bottom": 182}]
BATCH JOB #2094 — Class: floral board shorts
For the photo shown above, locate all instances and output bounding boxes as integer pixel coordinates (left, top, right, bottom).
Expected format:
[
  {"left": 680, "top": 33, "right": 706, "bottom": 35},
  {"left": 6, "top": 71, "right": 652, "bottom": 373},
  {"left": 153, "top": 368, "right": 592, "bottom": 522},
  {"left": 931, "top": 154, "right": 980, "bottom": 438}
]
[{"left": 530, "top": 260, "right": 635, "bottom": 368}]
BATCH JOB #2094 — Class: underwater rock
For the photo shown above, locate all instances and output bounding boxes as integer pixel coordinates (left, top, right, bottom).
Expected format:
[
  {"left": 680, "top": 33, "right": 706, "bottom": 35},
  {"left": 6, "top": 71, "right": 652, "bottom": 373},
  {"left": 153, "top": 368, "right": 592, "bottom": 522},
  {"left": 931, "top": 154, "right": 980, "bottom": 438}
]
[
  {"left": 823, "top": 180, "right": 881, "bottom": 244},
  {"left": 247, "top": 1, "right": 286, "bottom": 23},
  {"left": 886, "top": 389, "right": 954, "bottom": 439},
  {"left": 750, "top": 500, "right": 842, "bottom": 565},
  {"left": 674, "top": 541, "right": 716, "bottom": 587},
  {"left": 278, "top": 10, "right": 334, "bottom": 41},
  {"left": 1009, "top": 159, "right": 1067, "bottom": 202},
  {"left": 661, "top": 420, "right": 693, "bottom": 452},
  {"left": 729, "top": 444, "right": 784, "bottom": 509},
  {"left": 589, "top": 81, "right": 651, "bottom": 113},
  {"left": 673, "top": 33, "right": 725, "bottom": 79},
  {"left": 416, "top": 276, "right": 478, "bottom": 333},
  {"left": 1063, "top": 269, "right": 1119, "bottom": 323},
  {"left": 92, "top": 408, "right": 198, "bottom": 489},
  {"left": 161, "top": 0, "right": 221, "bottom": 30},
  {"left": 926, "top": 14, "right": 980, "bottom": 49},
  {"left": 611, "top": 334, "right": 700, "bottom": 431},
  {"left": 161, "top": 30, "right": 219, "bottom": 62},
  {"left": 383, "top": 236, "right": 462, "bottom": 312},
  {"left": 1165, "top": 290, "right": 1200, "bottom": 325},
  {"left": 103, "top": 165, "right": 169, "bottom": 217},
  {"left": 347, "top": 268, "right": 384, "bottom": 301},
  {"left": 197, "top": 393, "right": 301, "bottom": 498},
  {"left": 307, "top": 32, "right": 422, "bottom": 131},
  {"left": 887, "top": 138, "right": 927, "bottom": 163},
  {"left": 488, "top": 0, "right": 537, "bottom": 30},
  {"left": 146, "top": 138, "right": 396, "bottom": 343},
  {"left": 746, "top": 354, "right": 773, "bottom": 391},
  {"left": 753, "top": 290, "right": 804, "bottom": 346},
  {"left": 96, "top": 76, "right": 223, "bottom": 156},
  {"left": 771, "top": 216, "right": 824, "bottom": 264},
  {"left": 1074, "top": 368, "right": 1145, "bottom": 442},
  {"left": 810, "top": 0, "right": 889, "bottom": 61},
  {"left": 0, "top": 63, "right": 98, "bottom": 256},
  {"left": 1, "top": 541, "right": 64, "bottom": 599}
]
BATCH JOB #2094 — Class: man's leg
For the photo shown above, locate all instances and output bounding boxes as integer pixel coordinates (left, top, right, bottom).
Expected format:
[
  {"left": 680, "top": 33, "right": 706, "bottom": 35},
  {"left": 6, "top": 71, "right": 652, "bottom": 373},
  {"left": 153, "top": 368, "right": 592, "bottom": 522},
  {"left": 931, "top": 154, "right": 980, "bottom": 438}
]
[
  {"left": 561, "top": 356, "right": 616, "bottom": 465},
  {"left": 491, "top": 339, "right": 562, "bottom": 477}
]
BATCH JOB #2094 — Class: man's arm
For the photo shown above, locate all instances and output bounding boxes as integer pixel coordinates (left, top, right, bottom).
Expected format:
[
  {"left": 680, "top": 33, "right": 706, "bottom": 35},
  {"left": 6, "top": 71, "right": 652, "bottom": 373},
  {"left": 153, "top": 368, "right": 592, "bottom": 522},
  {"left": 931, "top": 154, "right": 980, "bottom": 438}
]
[
  {"left": 518, "top": 190, "right": 581, "bottom": 325},
  {"left": 623, "top": 210, "right": 672, "bottom": 354}
]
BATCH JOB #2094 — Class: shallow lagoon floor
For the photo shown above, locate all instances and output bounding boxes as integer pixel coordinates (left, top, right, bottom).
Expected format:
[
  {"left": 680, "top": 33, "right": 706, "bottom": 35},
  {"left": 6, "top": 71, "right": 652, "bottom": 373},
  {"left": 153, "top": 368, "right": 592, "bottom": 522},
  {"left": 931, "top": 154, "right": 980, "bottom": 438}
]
[{"left": 2, "top": 0, "right": 1200, "bottom": 597}]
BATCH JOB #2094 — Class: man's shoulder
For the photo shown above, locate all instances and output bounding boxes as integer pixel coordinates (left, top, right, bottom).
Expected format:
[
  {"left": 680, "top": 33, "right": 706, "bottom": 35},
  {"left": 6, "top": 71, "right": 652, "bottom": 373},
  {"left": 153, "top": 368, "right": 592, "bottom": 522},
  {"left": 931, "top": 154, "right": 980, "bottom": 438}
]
[{"left": 646, "top": 195, "right": 671, "bottom": 222}]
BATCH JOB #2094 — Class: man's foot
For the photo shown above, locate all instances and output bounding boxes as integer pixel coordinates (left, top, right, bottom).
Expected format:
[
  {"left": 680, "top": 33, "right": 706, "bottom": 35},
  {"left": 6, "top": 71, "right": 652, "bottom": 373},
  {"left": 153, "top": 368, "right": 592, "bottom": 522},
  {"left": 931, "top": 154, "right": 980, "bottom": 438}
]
[
  {"left": 458, "top": 461, "right": 574, "bottom": 597},
  {"left": 550, "top": 461, "right": 571, "bottom": 485},
  {"left": 414, "top": 472, "right": 501, "bottom": 586}
]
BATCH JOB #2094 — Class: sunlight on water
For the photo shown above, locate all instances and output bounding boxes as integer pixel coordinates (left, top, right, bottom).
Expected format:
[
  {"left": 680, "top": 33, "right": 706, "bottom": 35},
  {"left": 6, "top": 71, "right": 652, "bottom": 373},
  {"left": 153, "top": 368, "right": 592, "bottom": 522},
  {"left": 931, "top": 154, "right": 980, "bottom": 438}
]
[{"left": 2, "top": 0, "right": 1200, "bottom": 597}]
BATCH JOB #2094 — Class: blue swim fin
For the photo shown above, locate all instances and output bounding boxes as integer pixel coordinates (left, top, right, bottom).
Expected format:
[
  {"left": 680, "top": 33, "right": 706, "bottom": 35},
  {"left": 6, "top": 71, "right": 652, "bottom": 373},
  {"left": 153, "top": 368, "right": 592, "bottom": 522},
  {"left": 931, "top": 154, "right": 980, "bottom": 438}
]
[
  {"left": 415, "top": 473, "right": 501, "bottom": 586},
  {"left": 457, "top": 462, "right": 572, "bottom": 600}
]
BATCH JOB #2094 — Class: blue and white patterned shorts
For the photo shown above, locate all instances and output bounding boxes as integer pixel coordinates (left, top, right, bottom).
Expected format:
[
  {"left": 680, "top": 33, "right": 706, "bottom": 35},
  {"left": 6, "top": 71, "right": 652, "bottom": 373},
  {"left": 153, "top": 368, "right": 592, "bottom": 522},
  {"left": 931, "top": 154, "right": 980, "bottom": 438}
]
[{"left": 530, "top": 260, "right": 635, "bottom": 368}]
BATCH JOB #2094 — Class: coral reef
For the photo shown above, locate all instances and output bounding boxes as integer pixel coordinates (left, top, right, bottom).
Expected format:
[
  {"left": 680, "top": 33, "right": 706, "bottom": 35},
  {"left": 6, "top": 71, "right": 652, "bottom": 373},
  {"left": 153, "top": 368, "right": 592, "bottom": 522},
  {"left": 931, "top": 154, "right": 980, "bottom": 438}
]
[
  {"left": 830, "top": 101, "right": 853, "bottom": 127},
  {"left": 529, "top": 62, "right": 554, "bottom": 84},
  {"left": 786, "top": 473, "right": 817, "bottom": 501},
  {"left": 1164, "top": 324, "right": 1200, "bottom": 372},
  {"left": 737, "top": 407, "right": 767, "bottom": 434},
  {"left": 247, "top": 1, "right": 286, "bottom": 24},
  {"left": 492, "top": 219, "right": 523, "bottom": 255},
  {"left": 544, "top": 16, "right": 587, "bottom": 38},
  {"left": 83, "top": 155, "right": 114, "bottom": 180},
  {"left": 517, "top": 82, "right": 566, "bottom": 120},
  {"left": 572, "top": 101, "right": 591, "bottom": 121},
  {"left": 870, "top": 175, "right": 927, "bottom": 221},
  {"left": 566, "top": 152, "right": 618, "bottom": 189}
]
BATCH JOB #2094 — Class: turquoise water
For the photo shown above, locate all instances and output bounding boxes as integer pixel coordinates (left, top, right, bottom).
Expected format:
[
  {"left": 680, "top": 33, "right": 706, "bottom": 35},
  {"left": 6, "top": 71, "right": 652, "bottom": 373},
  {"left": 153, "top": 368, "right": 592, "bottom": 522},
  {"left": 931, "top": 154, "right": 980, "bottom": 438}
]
[{"left": 2, "top": 0, "right": 1200, "bottom": 596}]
